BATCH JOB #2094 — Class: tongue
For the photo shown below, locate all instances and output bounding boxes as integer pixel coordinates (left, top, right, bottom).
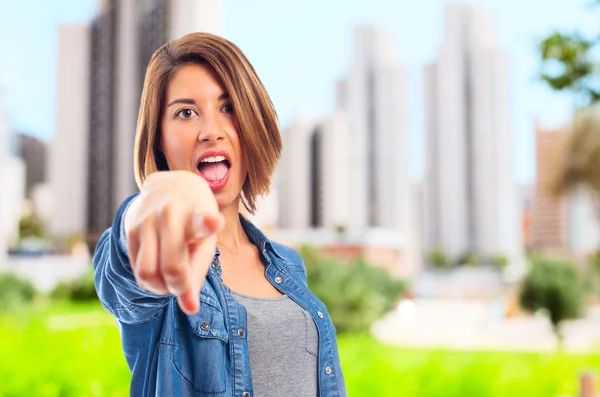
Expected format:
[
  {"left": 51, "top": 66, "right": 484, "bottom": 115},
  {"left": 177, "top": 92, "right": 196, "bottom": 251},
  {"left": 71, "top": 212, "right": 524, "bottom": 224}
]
[{"left": 198, "top": 162, "right": 229, "bottom": 181}]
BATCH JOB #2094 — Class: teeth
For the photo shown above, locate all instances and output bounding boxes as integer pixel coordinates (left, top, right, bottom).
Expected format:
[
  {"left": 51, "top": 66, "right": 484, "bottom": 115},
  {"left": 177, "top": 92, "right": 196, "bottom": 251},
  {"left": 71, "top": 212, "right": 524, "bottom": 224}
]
[{"left": 201, "top": 155, "right": 226, "bottom": 163}]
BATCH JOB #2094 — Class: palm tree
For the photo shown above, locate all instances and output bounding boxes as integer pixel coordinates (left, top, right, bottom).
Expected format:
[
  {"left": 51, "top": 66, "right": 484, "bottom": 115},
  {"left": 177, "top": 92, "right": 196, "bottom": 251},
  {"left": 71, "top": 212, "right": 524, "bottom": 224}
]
[
  {"left": 539, "top": 3, "right": 600, "bottom": 242},
  {"left": 553, "top": 107, "right": 600, "bottom": 194}
]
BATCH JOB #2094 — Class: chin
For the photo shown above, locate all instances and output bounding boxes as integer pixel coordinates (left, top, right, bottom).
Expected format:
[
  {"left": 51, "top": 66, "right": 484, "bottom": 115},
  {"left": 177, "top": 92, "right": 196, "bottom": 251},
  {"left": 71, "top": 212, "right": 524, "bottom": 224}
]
[{"left": 213, "top": 189, "right": 241, "bottom": 212}]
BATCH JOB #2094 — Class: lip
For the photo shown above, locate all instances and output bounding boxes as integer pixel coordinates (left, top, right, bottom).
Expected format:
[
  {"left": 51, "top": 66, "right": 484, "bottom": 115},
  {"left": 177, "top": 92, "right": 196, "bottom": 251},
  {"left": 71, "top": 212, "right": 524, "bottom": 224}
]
[
  {"left": 195, "top": 149, "right": 232, "bottom": 191},
  {"left": 196, "top": 149, "right": 232, "bottom": 165}
]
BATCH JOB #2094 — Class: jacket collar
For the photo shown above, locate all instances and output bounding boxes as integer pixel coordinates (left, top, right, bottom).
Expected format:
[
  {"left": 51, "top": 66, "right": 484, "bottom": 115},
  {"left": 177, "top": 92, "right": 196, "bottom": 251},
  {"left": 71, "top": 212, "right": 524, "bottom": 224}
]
[{"left": 239, "top": 213, "right": 284, "bottom": 260}]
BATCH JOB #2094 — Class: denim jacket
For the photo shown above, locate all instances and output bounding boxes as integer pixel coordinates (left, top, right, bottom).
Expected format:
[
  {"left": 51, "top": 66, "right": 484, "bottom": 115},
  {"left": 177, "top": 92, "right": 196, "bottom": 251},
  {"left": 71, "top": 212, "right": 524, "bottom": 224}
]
[{"left": 93, "top": 194, "right": 347, "bottom": 397}]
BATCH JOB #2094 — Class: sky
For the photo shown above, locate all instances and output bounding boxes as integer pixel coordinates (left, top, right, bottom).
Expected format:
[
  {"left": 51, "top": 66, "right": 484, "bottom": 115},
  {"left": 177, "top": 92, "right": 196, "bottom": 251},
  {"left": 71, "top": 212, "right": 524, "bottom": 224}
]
[{"left": 0, "top": 0, "right": 598, "bottom": 184}]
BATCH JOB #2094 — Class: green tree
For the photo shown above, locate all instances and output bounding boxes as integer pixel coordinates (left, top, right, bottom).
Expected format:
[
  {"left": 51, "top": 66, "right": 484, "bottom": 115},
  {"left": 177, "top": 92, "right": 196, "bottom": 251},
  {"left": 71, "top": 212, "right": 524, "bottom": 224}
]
[
  {"left": 540, "top": 31, "right": 599, "bottom": 107},
  {"left": 519, "top": 260, "right": 585, "bottom": 348},
  {"left": 538, "top": 0, "right": 600, "bottom": 106}
]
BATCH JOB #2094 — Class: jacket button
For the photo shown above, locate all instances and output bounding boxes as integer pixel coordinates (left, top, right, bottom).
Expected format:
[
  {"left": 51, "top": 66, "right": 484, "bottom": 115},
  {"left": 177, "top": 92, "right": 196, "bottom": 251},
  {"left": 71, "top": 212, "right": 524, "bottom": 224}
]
[
  {"left": 211, "top": 261, "right": 219, "bottom": 269},
  {"left": 242, "top": 392, "right": 251, "bottom": 397},
  {"left": 200, "top": 321, "right": 210, "bottom": 331},
  {"left": 317, "top": 311, "right": 324, "bottom": 318},
  {"left": 325, "top": 365, "right": 332, "bottom": 375},
  {"left": 238, "top": 329, "right": 245, "bottom": 338},
  {"left": 274, "top": 276, "right": 282, "bottom": 284}
]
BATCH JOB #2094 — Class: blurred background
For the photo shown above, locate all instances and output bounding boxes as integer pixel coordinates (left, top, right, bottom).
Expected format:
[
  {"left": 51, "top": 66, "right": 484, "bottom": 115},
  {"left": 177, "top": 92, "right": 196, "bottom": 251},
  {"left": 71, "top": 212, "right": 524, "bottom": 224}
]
[{"left": 1, "top": 0, "right": 600, "bottom": 396}]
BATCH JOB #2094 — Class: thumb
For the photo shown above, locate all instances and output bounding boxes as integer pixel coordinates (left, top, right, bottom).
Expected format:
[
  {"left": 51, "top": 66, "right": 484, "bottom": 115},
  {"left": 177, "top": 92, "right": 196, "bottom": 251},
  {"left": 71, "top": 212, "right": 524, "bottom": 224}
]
[
  {"left": 177, "top": 286, "right": 200, "bottom": 315},
  {"left": 177, "top": 254, "right": 202, "bottom": 315},
  {"left": 177, "top": 240, "right": 214, "bottom": 315}
]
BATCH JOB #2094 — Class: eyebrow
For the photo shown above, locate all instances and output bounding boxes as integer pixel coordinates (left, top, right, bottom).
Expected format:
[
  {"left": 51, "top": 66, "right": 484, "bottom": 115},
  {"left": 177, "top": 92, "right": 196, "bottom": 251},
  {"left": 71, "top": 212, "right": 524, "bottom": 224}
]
[{"left": 166, "top": 92, "right": 230, "bottom": 107}]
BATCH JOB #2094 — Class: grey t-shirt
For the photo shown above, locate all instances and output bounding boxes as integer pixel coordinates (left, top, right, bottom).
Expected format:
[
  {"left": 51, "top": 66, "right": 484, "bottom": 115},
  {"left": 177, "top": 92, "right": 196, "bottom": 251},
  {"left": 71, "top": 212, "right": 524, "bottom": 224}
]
[{"left": 231, "top": 291, "right": 319, "bottom": 397}]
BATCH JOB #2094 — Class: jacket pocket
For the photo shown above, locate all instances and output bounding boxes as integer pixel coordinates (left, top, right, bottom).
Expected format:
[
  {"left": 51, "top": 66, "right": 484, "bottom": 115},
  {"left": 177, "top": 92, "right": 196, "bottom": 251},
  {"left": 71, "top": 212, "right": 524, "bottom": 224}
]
[{"left": 171, "top": 294, "right": 229, "bottom": 393}]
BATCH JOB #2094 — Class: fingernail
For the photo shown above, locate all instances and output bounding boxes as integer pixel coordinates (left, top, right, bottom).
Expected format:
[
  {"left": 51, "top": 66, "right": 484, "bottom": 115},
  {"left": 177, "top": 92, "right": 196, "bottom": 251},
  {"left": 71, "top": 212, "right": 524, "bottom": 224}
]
[{"left": 192, "top": 212, "right": 211, "bottom": 239}]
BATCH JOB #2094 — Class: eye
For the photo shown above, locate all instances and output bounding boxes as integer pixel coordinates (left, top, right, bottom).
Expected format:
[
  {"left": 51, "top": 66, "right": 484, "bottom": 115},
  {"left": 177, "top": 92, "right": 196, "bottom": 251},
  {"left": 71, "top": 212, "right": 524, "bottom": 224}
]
[
  {"left": 176, "top": 108, "right": 198, "bottom": 120},
  {"left": 221, "top": 103, "right": 233, "bottom": 114}
]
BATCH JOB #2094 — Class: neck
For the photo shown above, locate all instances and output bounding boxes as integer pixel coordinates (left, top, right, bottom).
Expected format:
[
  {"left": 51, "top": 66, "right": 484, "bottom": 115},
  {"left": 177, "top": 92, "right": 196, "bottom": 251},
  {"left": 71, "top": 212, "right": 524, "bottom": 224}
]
[{"left": 217, "top": 196, "right": 247, "bottom": 251}]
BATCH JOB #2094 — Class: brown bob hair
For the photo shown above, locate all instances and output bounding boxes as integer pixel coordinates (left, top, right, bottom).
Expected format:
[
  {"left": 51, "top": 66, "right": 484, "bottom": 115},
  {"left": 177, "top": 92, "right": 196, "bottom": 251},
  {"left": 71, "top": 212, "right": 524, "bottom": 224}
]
[{"left": 134, "top": 32, "right": 282, "bottom": 214}]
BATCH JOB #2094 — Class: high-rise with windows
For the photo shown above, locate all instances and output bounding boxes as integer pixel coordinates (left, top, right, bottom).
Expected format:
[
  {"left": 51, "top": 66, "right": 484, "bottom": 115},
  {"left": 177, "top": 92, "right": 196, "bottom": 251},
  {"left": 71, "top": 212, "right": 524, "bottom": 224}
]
[
  {"left": 0, "top": 85, "right": 25, "bottom": 263},
  {"left": 336, "top": 26, "right": 410, "bottom": 233},
  {"left": 278, "top": 112, "right": 351, "bottom": 230},
  {"left": 50, "top": 24, "right": 91, "bottom": 239},
  {"left": 52, "top": 0, "right": 223, "bottom": 245},
  {"left": 423, "top": 3, "right": 522, "bottom": 264}
]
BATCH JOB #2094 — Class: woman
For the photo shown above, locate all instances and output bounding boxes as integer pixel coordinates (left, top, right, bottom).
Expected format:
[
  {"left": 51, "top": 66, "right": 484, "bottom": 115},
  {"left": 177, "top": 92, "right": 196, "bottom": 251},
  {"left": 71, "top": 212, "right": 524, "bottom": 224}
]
[{"left": 93, "top": 32, "right": 347, "bottom": 397}]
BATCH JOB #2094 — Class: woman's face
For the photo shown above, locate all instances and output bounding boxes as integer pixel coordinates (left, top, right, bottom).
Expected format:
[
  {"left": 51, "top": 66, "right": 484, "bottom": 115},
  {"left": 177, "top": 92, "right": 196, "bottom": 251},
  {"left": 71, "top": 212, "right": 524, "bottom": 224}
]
[{"left": 160, "top": 63, "right": 247, "bottom": 210}]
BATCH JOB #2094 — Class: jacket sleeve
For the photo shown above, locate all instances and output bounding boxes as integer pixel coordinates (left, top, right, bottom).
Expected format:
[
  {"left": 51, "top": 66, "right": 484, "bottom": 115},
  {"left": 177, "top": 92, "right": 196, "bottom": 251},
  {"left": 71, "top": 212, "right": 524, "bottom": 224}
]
[{"left": 93, "top": 193, "right": 171, "bottom": 324}]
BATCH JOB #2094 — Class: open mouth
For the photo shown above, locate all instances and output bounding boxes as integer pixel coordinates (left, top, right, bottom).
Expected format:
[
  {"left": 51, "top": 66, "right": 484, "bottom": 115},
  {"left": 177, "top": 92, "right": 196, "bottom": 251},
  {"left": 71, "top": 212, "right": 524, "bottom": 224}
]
[{"left": 196, "top": 155, "right": 231, "bottom": 191}]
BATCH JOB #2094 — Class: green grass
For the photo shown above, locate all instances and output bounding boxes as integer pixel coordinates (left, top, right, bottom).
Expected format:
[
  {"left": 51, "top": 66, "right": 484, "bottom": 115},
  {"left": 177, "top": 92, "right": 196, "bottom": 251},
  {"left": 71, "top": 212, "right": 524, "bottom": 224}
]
[
  {"left": 339, "top": 335, "right": 600, "bottom": 397},
  {"left": 0, "top": 302, "right": 598, "bottom": 396},
  {"left": 0, "top": 301, "right": 130, "bottom": 397}
]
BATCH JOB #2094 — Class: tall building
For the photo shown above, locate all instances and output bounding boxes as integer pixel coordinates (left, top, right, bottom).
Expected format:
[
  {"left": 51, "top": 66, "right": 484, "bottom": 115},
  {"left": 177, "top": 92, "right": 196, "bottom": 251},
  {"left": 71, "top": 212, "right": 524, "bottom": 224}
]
[
  {"left": 83, "top": 0, "right": 222, "bottom": 243},
  {"left": 16, "top": 133, "right": 47, "bottom": 198},
  {"left": 531, "top": 121, "right": 600, "bottom": 256},
  {"left": 335, "top": 26, "right": 410, "bottom": 234},
  {"left": 0, "top": 85, "right": 26, "bottom": 264},
  {"left": 336, "top": 26, "right": 410, "bottom": 233},
  {"left": 276, "top": 26, "right": 417, "bottom": 276},
  {"left": 86, "top": 1, "right": 118, "bottom": 243},
  {"left": 278, "top": 112, "right": 351, "bottom": 230},
  {"left": 49, "top": 24, "right": 91, "bottom": 240},
  {"left": 531, "top": 123, "right": 569, "bottom": 251},
  {"left": 424, "top": 3, "right": 523, "bottom": 264},
  {"left": 279, "top": 25, "right": 411, "bottom": 236}
]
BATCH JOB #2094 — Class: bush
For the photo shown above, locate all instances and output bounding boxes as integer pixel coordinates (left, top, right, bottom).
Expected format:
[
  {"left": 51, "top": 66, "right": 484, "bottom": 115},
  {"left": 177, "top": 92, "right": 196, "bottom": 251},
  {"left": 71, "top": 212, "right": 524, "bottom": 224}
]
[
  {"left": 0, "top": 272, "right": 37, "bottom": 312},
  {"left": 492, "top": 254, "right": 509, "bottom": 270},
  {"left": 588, "top": 252, "right": 600, "bottom": 295},
  {"left": 519, "top": 259, "right": 585, "bottom": 346},
  {"left": 427, "top": 248, "right": 449, "bottom": 269},
  {"left": 301, "top": 245, "right": 407, "bottom": 334},
  {"left": 19, "top": 213, "right": 47, "bottom": 240},
  {"left": 456, "top": 251, "right": 479, "bottom": 267},
  {"left": 50, "top": 266, "right": 98, "bottom": 301}
]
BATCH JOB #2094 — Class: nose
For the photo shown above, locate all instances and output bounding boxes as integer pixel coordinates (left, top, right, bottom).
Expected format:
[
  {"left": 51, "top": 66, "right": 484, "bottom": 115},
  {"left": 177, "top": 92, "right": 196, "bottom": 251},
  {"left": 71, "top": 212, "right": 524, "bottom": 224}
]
[{"left": 197, "top": 114, "right": 225, "bottom": 143}]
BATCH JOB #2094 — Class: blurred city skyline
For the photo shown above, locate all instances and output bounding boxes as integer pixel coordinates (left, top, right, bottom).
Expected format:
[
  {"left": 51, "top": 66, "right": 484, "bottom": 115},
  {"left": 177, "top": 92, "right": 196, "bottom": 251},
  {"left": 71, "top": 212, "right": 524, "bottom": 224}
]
[{"left": 0, "top": 0, "right": 598, "bottom": 184}]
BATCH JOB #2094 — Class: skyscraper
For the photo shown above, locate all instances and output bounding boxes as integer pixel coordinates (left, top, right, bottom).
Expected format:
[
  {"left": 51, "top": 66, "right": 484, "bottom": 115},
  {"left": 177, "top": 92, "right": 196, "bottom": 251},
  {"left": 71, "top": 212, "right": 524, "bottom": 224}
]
[
  {"left": 0, "top": 85, "right": 26, "bottom": 264},
  {"left": 278, "top": 112, "right": 351, "bottom": 230},
  {"left": 424, "top": 3, "right": 522, "bottom": 264},
  {"left": 336, "top": 26, "right": 410, "bottom": 234},
  {"left": 279, "top": 26, "right": 410, "bottom": 237},
  {"left": 86, "top": 4, "right": 115, "bottom": 243},
  {"left": 83, "top": 0, "right": 222, "bottom": 244},
  {"left": 50, "top": 24, "right": 91, "bottom": 239},
  {"left": 16, "top": 134, "right": 47, "bottom": 198},
  {"left": 531, "top": 122, "right": 569, "bottom": 251}
]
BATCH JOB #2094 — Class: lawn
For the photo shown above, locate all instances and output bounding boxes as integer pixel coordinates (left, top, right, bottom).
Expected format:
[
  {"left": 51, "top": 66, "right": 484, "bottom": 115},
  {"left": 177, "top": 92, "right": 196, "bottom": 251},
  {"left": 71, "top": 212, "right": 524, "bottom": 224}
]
[{"left": 0, "top": 302, "right": 598, "bottom": 397}]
